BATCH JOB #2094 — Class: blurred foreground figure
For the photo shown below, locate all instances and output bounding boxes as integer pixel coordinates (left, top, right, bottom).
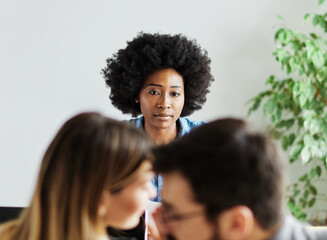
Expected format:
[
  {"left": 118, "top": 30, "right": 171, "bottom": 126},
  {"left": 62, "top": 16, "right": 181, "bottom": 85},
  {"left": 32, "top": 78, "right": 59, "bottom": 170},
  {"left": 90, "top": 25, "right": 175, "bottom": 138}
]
[
  {"left": 152, "top": 118, "right": 327, "bottom": 240},
  {"left": 0, "top": 112, "right": 156, "bottom": 240}
]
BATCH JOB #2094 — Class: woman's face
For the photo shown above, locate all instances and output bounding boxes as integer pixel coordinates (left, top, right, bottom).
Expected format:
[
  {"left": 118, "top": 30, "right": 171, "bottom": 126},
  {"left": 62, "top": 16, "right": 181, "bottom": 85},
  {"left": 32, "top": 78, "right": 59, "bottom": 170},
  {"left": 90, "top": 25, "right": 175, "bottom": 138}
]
[
  {"left": 102, "top": 162, "right": 157, "bottom": 229},
  {"left": 138, "top": 68, "right": 185, "bottom": 131}
]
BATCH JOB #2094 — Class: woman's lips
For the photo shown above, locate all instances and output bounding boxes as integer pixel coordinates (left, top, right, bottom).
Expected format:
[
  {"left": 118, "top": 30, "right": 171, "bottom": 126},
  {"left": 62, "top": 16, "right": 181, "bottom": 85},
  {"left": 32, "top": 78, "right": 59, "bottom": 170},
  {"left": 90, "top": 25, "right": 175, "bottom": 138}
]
[{"left": 154, "top": 113, "right": 173, "bottom": 120}]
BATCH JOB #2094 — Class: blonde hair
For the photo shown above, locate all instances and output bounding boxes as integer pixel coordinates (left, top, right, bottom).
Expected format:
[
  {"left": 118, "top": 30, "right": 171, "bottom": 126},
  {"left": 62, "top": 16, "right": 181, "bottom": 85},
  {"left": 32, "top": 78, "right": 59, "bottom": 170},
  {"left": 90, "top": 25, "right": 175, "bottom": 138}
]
[{"left": 0, "top": 112, "right": 154, "bottom": 240}]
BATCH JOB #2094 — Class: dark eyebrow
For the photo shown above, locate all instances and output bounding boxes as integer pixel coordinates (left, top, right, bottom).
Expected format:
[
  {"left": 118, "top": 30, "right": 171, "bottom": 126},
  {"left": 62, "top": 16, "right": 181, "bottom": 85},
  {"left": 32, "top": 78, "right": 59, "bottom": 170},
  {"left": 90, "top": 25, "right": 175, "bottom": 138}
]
[
  {"left": 146, "top": 83, "right": 182, "bottom": 89},
  {"left": 162, "top": 200, "right": 174, "bottom": 210},
  {"left": 147, "top": 83, "right": 163, "bottom": 87}
]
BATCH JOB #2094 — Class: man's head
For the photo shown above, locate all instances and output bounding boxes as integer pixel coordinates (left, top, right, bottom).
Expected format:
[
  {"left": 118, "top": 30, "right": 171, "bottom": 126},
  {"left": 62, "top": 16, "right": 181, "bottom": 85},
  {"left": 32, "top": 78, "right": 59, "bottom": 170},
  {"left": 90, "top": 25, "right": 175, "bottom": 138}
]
[{"left": 153, "top": 118, "right": 284, "bottom": 240}]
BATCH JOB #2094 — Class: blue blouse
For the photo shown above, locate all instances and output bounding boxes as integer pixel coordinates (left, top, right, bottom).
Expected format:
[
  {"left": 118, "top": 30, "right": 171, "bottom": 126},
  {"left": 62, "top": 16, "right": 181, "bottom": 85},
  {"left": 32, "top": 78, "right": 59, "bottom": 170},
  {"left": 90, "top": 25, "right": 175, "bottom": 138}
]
[{"left": 129, "top": 116, "right": 205, "bottom": 202}]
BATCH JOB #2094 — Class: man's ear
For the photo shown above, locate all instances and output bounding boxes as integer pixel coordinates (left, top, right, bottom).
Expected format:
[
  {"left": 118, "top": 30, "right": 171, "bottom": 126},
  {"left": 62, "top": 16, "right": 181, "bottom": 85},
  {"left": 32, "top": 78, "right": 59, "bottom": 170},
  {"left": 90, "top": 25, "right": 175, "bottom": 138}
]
[{"left": 216, "top": 205, "right": 254, "bottom": 240}]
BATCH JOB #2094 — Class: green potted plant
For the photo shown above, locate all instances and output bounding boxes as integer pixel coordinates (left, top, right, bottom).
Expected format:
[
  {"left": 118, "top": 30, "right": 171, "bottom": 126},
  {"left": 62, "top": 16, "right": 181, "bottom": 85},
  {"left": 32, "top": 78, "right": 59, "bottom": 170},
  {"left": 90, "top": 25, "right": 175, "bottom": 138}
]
[{"left": 248, "top": 0, "right": 327, "bottom": 222}]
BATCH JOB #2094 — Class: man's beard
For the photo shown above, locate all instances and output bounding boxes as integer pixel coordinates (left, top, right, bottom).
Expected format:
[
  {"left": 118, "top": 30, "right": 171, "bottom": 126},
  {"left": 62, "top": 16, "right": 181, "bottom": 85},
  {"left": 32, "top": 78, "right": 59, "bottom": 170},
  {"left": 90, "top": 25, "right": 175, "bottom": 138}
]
[
  {"left": 166, "top": 234, "right": 176, "bottom": 240},
  {"left": 211, "top": 228, "right": 221, "bottom": 240},
  {"left": 166, "top": 227, "right": 221, "bottom": 240}
]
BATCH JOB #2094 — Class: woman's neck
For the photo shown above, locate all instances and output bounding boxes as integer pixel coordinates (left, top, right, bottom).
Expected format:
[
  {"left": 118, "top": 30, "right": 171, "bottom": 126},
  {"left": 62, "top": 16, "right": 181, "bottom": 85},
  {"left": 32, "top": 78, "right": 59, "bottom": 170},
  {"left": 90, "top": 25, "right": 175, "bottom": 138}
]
[{"left": 144, "top": 123, "right": 178, "bottom": 145}]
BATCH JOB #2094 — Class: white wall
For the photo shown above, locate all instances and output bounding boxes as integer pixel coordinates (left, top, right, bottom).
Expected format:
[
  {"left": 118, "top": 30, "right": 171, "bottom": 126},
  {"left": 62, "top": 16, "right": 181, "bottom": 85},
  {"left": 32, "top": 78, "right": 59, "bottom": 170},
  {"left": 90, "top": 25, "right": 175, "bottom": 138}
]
[{"left": 0, "top": 0, "right": 322, "bottom": 207}]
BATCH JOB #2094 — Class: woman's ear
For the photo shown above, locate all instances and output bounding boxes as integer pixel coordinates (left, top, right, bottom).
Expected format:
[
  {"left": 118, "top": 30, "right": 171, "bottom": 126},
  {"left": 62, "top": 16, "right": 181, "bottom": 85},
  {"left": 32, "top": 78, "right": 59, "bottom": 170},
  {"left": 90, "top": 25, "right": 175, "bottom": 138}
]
[
  {"left": 135, "top": 96, "right": 140, "bottom": 103},
  {"left": 216, "top": 205, "right": 254, "bottom": 240},
  {"left": 98, "top": 190, "right": 111, "bottom": 218}
]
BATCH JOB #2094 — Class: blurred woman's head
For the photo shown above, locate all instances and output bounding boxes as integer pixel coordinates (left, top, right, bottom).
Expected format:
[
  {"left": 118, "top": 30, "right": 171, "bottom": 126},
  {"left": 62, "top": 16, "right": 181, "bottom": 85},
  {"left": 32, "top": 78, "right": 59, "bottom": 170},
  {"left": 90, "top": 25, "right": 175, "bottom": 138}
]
[{"left": 0, "top": 112, "right": 156, "bottom": 240}]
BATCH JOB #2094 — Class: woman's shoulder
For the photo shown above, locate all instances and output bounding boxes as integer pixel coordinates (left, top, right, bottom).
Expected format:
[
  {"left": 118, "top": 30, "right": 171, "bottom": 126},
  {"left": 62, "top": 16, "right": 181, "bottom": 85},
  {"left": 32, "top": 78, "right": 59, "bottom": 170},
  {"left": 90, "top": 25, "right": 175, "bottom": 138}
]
[
  {"left": 179, "top": 117, "right": 206, "bottom": 128},
  {"left": 177, "top": 117, "right": 206, "bottom": 137},
  {"left": 126, "top": 116, "right": 144, "bottom": 129}
]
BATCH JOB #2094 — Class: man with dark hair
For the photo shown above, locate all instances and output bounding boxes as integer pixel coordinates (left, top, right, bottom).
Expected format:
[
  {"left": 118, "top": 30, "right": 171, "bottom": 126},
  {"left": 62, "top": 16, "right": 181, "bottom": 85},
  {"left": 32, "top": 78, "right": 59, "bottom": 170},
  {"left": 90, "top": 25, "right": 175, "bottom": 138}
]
[{"left": 150, "top": 118, "right": 327, "bottom": 240}]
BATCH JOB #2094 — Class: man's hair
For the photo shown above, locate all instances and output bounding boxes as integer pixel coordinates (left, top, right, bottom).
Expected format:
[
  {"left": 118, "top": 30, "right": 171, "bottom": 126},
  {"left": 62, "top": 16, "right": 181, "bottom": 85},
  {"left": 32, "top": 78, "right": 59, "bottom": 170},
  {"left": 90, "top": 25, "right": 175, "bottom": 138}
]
[
  {"left": 102, "top": 32, "right": 214, "bottom": 117},
  {"left": 154, "top": 118, "right": 284, "bottom": 229}
]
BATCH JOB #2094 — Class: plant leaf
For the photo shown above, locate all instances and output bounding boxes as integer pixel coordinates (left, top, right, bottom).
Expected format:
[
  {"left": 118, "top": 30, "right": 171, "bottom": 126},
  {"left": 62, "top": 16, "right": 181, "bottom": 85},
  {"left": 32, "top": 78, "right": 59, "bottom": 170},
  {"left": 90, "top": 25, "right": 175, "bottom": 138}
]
[
  {"left": 309, "top": 185, "right": 317, "bottom": 195},
  {"left": 301, "top": 146, "right": 311, "bottom": 164},
  {"left": 288, "top": 133, "right": 296, "bottom": 145},
  {"left": 266, "top": 75, "right": 275, "bottom": 85},
  {"left": 308, "top": 197, "right": 316, "bottom": 207},
  {"left": 263, "top": 98, "right": 276, "bottom": 115},
  {"left": 309, "top": 119, "right": 321, "bottom": 134},
  {"left": 316, "top": 166, "right": 322, "bottom": 177},
  {"left": 304, "top": 134, "right": 314, "bottom": 147},
  {"left": 287, "top": 198, "right": 295, "bottom": 210},
  {"left": 299, "top": 94, "right": 308, "bottom": 107},
  {"left": 299, "top": 174, "right": 308, "bottom": 182},
  {"left": 313, "top": 15, "right": 321, "bottom": 26},
  {"left": 311, "top": 50, "right": 325, "bottom": 68},
  {"left": 304, "top": 13, "right": 311, "bottom": 22},
  {"left": 290, "top": 143, "right": 303, "bottom": 160},
  {"left": 277, "top": 15, "right": 285, "bottom": 22},
  {"left": 310, "top": 169, "right": 317, "bottom": 179},
  {"left": 282, "top": 135, "right": 289, "bottom": 150}
]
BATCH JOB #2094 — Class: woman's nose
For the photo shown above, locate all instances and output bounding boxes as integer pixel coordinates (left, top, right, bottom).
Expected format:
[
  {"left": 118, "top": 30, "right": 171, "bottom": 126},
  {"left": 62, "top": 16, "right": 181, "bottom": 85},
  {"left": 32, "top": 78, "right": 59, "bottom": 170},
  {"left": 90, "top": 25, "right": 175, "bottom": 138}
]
[{"left": 157, "top": 95, "right": 171, "bottom": 109}]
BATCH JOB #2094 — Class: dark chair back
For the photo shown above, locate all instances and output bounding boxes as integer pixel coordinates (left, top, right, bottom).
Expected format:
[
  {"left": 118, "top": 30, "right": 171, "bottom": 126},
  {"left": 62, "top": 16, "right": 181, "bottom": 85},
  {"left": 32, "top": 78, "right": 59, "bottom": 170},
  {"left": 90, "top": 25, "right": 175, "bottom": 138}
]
[{"left": 0, "top": 207, "right": 24, "bottom": 224}]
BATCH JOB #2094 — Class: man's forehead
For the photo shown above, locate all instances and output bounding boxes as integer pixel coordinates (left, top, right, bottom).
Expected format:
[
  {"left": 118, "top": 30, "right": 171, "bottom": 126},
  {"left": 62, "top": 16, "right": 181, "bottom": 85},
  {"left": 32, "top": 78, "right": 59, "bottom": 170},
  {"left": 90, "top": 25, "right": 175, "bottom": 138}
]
[
  {"left": 162, "top": 171, "right": 191, "bottom": 193},
  {"left": 161, "top": 171, "right": 199, "bottom": 209}
]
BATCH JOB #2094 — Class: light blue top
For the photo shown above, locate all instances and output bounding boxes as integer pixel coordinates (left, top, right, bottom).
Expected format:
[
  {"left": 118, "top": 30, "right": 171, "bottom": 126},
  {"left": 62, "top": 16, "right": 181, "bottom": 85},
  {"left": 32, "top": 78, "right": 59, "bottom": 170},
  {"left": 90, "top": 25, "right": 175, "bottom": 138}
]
[
  {"left": 269, "top": 215, "right": 327, "bottom": 240},
  {"left": 129, "top": 116, "right": 205, "bottom": 202}
]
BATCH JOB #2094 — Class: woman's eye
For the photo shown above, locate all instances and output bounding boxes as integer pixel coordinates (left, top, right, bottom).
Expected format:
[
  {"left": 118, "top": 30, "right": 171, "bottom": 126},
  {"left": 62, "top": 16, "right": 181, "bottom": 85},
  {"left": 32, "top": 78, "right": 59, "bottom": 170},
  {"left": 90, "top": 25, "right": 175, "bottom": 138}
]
[
  {"left": 149, "top": 90, "right": 159, "bottom": 95},
  {"left": 171, "top": 92, "right": 181, "bottom": 97}
]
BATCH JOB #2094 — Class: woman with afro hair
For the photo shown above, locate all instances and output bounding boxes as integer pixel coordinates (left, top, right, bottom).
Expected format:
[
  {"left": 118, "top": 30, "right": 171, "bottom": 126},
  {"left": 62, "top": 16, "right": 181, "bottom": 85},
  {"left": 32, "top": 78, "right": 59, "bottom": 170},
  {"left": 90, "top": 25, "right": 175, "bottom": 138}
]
[
  {"left": 102, "top": 32, "right": 214, "bottom": 203},
  {"left": 103, "top": 32, "right": 213, "bottom": 142}
]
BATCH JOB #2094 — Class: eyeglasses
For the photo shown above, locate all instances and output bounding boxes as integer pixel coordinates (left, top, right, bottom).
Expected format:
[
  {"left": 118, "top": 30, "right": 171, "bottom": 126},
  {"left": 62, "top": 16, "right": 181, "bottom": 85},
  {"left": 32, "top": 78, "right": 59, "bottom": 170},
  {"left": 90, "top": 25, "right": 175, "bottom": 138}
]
[{"left": 161, "top": 208, "right": 204, "bottom": 223}]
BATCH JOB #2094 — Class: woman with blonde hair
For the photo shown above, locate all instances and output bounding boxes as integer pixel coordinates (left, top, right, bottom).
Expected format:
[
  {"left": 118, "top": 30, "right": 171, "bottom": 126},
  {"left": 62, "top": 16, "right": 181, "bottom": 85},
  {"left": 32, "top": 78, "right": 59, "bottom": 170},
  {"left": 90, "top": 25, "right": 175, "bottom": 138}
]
[{"left": 0, "top": 112, "right": 157, "bottom": 240}]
